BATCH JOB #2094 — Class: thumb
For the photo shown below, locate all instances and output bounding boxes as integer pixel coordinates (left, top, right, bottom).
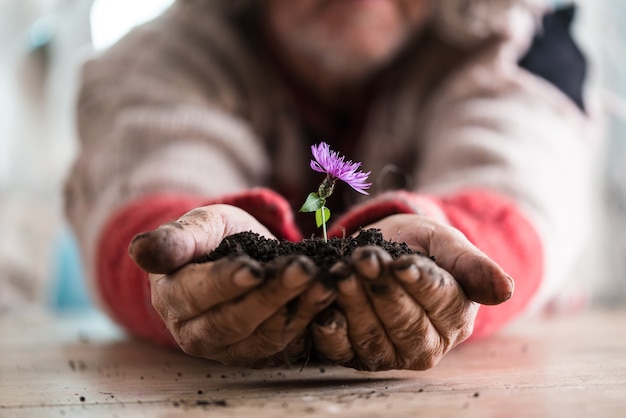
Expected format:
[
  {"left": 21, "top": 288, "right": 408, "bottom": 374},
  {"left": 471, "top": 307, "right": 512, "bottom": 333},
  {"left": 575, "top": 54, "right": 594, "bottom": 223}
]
[
  {"left": 444, "top": 250, "right": 515, "bottom": 306},
  {"left": 373, "top": 214, "right": 514, "bottom": 305},
  {"left": 129, "top": 204, "right": 274, "bottom": 274},
  {"left": 427, "top": 227, "right": 515, "bottom": 305}
]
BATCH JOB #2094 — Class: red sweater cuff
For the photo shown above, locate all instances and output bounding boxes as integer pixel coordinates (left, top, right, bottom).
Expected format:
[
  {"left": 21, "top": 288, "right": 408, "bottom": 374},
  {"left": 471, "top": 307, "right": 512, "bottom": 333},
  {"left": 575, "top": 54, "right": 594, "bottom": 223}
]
[{"left": 95, "top": 188, "right": 300, "bottom": 347}]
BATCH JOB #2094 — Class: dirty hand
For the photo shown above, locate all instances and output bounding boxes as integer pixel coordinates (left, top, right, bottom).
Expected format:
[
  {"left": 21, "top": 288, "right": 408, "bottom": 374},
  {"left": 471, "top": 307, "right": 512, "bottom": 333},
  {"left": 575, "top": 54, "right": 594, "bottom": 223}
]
[
  {"left": 311, "top": 214, "right": 514, "bottom": 371},
  {"left": 129, "top": 204, "right": 336, "bottom": 367}
]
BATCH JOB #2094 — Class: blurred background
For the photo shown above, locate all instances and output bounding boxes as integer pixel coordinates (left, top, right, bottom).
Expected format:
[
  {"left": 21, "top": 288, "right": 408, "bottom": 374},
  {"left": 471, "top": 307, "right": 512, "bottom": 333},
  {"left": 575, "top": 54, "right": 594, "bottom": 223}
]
[{"left": 0, "top": 0, "right": 624, "bottom": 313}]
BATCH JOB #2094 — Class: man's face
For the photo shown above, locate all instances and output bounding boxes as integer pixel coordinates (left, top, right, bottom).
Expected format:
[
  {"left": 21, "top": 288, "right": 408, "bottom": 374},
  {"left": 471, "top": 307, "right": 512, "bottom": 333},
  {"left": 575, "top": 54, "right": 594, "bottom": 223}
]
[{"left": 264, "top": 0, "right": 433, "bottom": 82}]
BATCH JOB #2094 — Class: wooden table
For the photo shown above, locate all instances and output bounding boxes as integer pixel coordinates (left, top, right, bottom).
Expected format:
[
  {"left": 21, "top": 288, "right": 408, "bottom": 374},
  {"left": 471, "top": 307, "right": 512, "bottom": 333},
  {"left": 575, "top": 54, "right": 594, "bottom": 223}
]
[{"left": 1, "top": 308, "right": 625, "bottom": 417}]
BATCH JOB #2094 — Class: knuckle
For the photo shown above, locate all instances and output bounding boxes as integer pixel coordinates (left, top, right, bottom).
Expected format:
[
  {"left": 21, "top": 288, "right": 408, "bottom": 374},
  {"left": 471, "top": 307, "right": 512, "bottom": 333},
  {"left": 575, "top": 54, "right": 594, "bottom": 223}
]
[
  {"left": 456, "top": 322, "right": 474, "bottom": 343},
  {"left": 359, "top": 353, "right": 394, "bottom": 371},
  {"left": 392, "top": 329, "right": 446, "bottom": 370},
  {"left": 254, "top": 326, "right": 292, "bottom": 354},
  {"left": 408, "top": 353, "right": 440, "bottom": 370},
  {"left": 173, "top": 327, "right": 207, "bottom": 358},
  {"left": 170, "top": 292, "right": 199, "bottom": 320},
  {"left": 352, "top": 333, "right": 394, "bottom": 370},
  {"left": 403, "top": 342, "right": 443, "bottom": 370},
  {"left": 390, "top": 322, "right": 421, "bottom": 343},
  {"left": 157, "top": 268, "right": 201, "bottom": 319},
  {"left": 150, "top": 277, "right": 178, "bottom": 321},
  {"left": 150, "top": 288, "right": 167, "bottom": 317},
  {"left": 445, "top": 304, "right": 476, "bottom": 345},
  {"left": 353, "top": 326, "right": 384, "bottom": 352}
]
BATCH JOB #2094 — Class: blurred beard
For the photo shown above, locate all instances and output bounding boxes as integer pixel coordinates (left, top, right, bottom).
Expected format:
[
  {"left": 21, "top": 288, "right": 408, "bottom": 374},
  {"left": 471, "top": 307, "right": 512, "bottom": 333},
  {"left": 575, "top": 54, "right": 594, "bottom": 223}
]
[{"left": 282, "top": 26, "right": 409, "bottom": 85}]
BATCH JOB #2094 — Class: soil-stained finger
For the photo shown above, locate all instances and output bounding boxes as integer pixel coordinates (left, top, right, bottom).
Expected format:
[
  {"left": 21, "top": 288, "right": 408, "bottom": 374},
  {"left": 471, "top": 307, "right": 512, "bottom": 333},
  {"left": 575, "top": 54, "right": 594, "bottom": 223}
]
[
  {"left": 336, "top": 251, "right": 397, "bottom": 371},
  {"left": 311, "top": 308, "right": 355, "bottom": 364},
  {"left": 152, "top": 256, "right": 263, "bottom": 320},
  {"left": 392, "top": 255, "right": 467, "bottom": 315},
  {"left": 129, "top": 223, "right": 198, "bottom": 274},
  {"left": 129, "top": 205, "right": 275, "bottom": 275},
  {"left": 227, "top": 282, "right": 337, "bottom": 364},
  {"left": 177, "top": 255, "right": 318, "bottom": 350},
  {"left": 392, "top": 255, "right": 477, "bottom": 345},
  {"left": 353, "top": 248, "right": 442, "bottom": 367}
]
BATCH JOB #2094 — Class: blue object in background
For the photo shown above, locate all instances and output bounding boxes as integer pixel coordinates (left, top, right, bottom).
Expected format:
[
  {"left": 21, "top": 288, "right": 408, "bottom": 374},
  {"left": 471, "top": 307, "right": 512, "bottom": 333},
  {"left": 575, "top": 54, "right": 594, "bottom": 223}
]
[{"left": 50, "top": 225, "right": 93, "bottom": 311}]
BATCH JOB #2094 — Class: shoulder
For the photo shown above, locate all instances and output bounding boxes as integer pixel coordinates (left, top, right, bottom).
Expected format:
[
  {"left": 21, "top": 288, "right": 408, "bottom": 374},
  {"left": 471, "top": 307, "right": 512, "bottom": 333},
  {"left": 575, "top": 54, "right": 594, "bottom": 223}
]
[
  {"left": 426, "top": 2, "right": 587, "bottom": 113},
  {"left": 518, "top": 5, "right": 587, "bottom": 111}
]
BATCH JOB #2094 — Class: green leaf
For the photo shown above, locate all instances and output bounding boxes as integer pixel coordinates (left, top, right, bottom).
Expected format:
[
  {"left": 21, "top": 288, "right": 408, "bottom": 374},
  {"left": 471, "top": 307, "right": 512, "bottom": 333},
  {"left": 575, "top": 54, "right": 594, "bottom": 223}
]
[
  {"left": 299, "top": 192, "right": 325, "bottom": 213},
  {"left": 315, "top": 207, "right": 331, "bottom": 228}
]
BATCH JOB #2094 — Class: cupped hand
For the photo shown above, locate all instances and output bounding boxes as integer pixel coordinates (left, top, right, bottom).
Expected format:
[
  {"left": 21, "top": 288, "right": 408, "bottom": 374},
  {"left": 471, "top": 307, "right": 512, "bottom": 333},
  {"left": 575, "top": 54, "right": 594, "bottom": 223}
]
[
  {"left": 311, "top": 214, "right": 514, "bottom": 371},
  {"left": 129, "top": 204, "right": 336, "bottom": 367}
]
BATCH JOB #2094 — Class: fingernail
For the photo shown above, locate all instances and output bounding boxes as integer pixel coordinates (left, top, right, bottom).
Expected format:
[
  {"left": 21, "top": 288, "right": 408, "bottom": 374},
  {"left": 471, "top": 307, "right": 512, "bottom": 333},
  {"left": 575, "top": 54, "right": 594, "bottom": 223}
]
[
  {"left": 282, "top": 258, "right": 315, "bottom": 288},
  {"left": 233, "top": 264, "right": 263, "bottom": 287},
  {"left": 354, "top": 249, "right": 381, "bottom": 280},
  {"left": 338, "top": 275, "right": 359, "bottom": 296},
  {"left": 329, "top": 262, "right": 352, "bottom": 279},
  {"left": 129, "top": 231, "right": 151, "bottom": 246},
  {"left": 321, "top": 262, "right": 352, "bottom": 289},
  {"left": 506, "top": 274, "right": 515, "bottom": 288},
  {"left": 503, "top": 274, "right": 515, "bottom": 301},
  {"left": 393, "top": 262, "right": 420, "bottom": 283}
]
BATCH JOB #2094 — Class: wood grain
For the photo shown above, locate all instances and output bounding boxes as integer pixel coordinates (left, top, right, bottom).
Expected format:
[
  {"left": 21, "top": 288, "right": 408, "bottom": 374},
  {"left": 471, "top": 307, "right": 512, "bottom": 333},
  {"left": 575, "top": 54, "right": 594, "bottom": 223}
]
[{"left": 1, "top": 308, "right": 625, "bottom": 417}]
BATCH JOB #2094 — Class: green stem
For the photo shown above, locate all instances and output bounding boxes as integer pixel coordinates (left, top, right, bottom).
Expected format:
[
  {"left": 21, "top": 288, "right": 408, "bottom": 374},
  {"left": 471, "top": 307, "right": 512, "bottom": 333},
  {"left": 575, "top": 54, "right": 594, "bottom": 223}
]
[{"left": 321, "top": 205, "right": 328, "bottom": 242}]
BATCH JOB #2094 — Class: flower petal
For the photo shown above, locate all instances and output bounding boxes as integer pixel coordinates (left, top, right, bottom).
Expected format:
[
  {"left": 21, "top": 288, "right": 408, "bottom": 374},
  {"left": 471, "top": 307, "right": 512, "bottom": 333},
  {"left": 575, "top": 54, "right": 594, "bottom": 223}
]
[
  {"left": 310, "top": 160, "right": 326, "bottom": 173},
  {"left": 308, "top": 141, "right": 371, "bottom": 195}
]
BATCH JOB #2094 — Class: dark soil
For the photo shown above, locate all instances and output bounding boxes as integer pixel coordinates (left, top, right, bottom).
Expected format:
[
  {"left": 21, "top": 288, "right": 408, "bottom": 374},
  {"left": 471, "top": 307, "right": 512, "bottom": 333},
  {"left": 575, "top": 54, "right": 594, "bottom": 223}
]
[{"left": 203, "top": 228, "right": 417, "bottom": 276}]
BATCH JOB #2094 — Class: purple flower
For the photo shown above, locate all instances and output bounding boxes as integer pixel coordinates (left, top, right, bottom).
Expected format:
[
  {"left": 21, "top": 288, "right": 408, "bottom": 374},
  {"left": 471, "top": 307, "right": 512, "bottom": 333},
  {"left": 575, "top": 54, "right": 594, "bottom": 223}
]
[{"left": 310, "top": 142, "right": 371, "bottom": 195}]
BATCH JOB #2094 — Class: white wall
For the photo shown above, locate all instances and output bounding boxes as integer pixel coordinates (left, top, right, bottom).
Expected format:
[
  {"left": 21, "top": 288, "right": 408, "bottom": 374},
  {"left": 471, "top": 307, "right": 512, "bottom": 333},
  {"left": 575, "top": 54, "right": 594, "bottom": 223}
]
[{"left": 0, "top": 0, "right": 92, "bottom": 310}]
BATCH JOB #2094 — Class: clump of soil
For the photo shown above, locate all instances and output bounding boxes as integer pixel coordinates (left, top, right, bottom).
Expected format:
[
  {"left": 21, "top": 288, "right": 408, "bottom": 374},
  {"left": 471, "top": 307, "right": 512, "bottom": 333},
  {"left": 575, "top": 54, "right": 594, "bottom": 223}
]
[{"left": 203, "top": 228, "right": 416, "bottom": 274}]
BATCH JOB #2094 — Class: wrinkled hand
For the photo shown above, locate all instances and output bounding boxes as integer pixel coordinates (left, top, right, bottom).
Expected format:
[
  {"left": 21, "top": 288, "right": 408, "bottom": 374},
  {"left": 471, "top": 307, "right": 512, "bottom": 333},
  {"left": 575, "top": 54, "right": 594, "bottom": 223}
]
[
  {"left": 311, "top": 214, "right": 514, "bottom": 371},
  {"left": 129, "top": 204, "right": 336, "bottom": 368}
]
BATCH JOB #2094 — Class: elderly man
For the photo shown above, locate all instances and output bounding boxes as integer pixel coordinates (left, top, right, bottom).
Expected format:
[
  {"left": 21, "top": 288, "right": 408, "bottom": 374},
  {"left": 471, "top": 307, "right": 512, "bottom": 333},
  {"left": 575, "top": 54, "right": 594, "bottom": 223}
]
[{"left": 65, "top": 0, "right": 593, "bottom": 370}]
